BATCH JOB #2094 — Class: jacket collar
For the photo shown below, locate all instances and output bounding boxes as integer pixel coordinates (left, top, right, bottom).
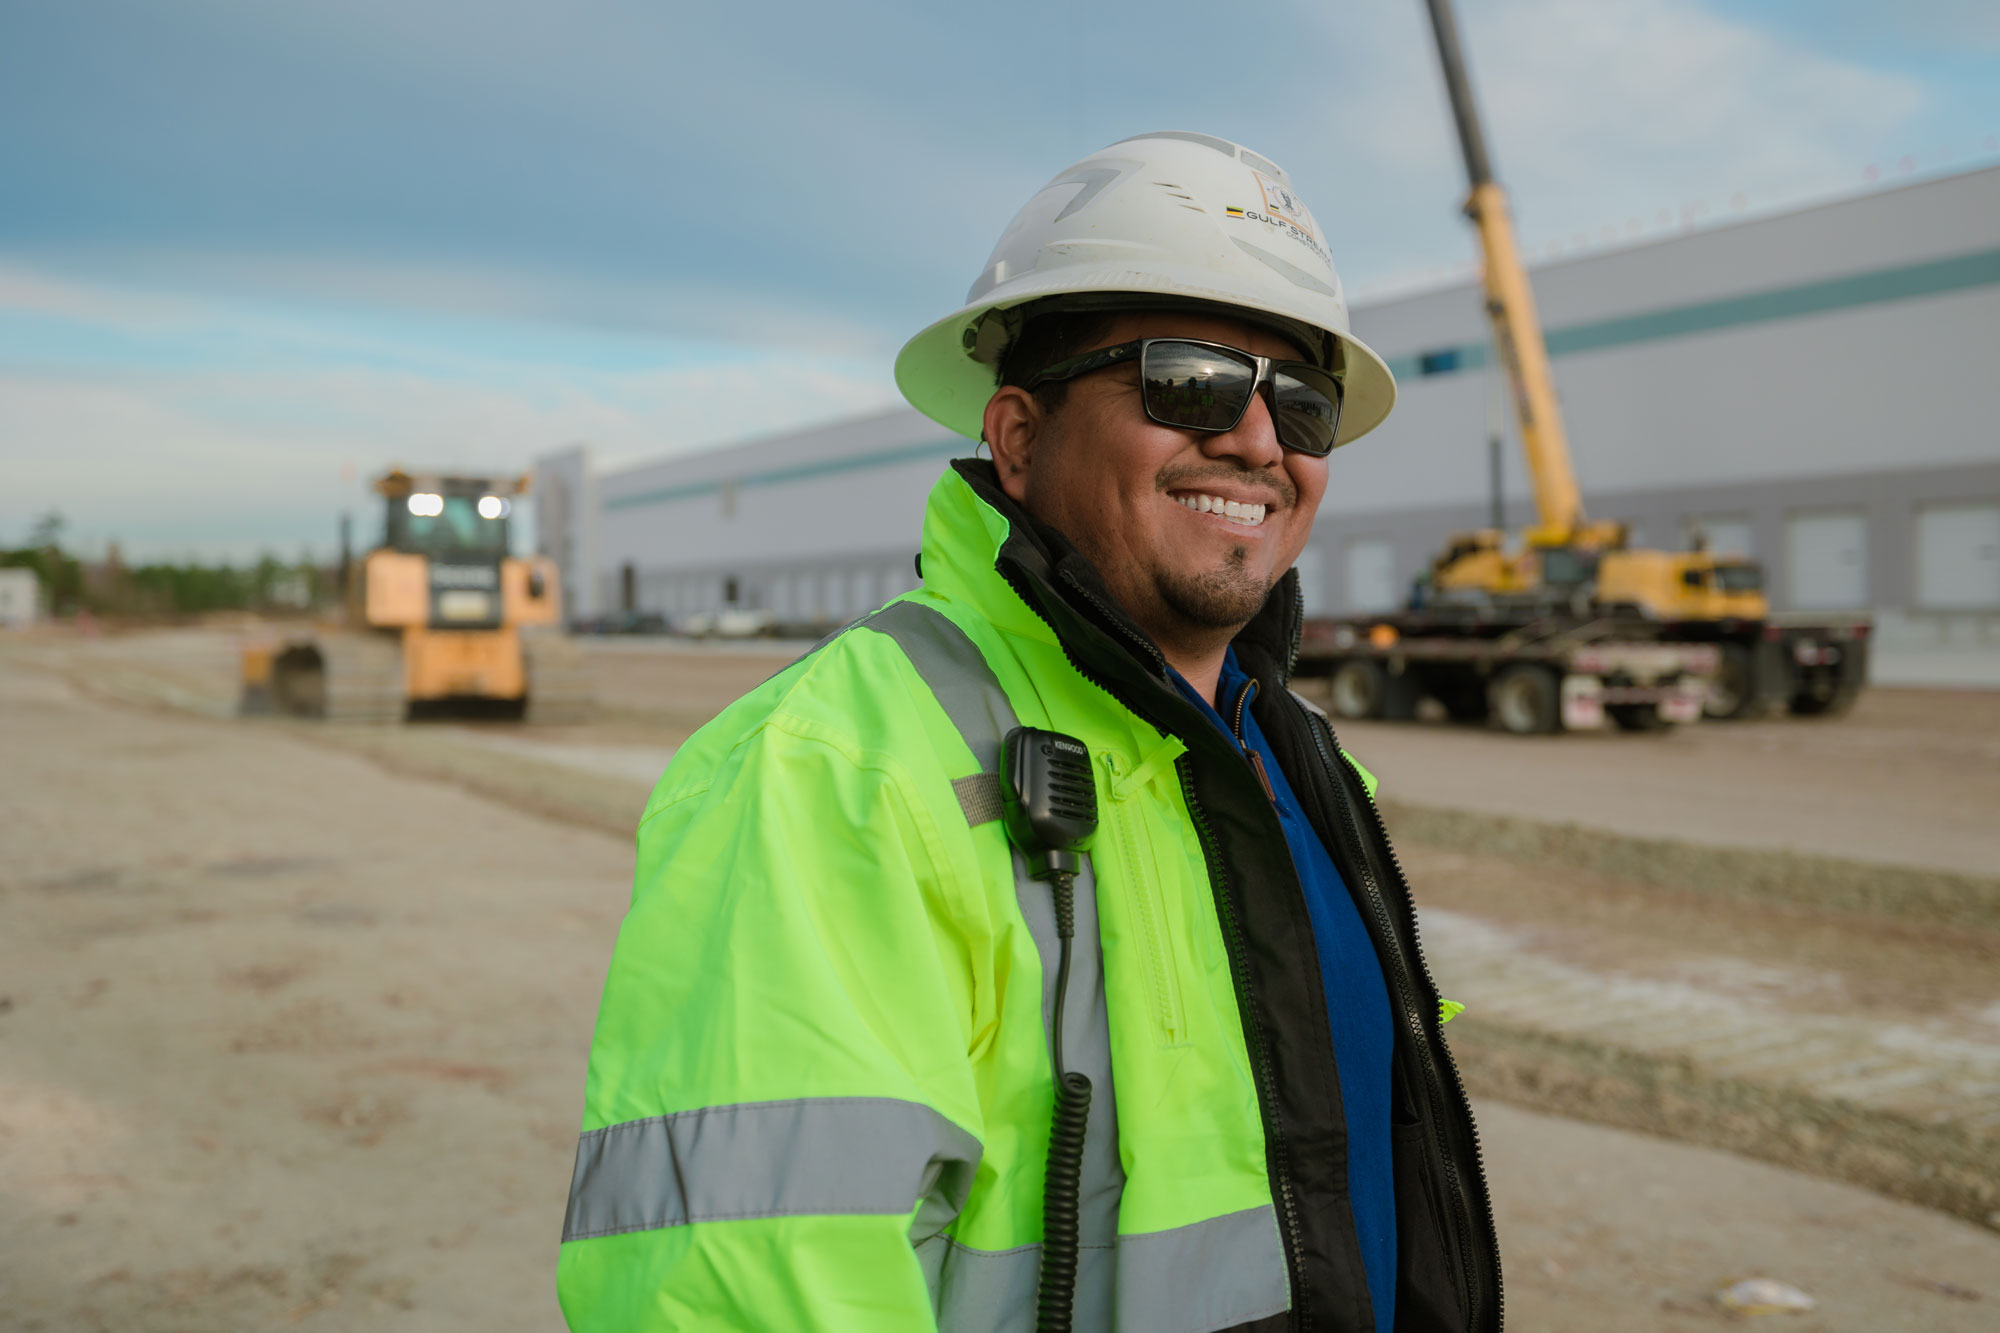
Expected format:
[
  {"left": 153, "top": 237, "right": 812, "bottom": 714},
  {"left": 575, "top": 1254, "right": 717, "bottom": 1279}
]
[{"left": 918, "top": 458, "right": 1304, "bottom": 699}]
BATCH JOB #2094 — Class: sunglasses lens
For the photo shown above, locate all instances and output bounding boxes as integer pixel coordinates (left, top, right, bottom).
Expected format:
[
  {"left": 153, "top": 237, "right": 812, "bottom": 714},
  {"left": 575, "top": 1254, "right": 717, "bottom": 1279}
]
[
  {"left": 1272, "top": 367, "right": 1342, "bottom": 457},
  {"left": 1140, "top": 342, "right": 1256, "bottom": 432}
]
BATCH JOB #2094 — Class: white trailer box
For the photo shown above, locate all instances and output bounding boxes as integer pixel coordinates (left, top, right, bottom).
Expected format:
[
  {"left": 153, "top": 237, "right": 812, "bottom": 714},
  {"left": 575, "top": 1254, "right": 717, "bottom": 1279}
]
[{"left": 0, "top": 567, "right": 45, "bottom": 626}]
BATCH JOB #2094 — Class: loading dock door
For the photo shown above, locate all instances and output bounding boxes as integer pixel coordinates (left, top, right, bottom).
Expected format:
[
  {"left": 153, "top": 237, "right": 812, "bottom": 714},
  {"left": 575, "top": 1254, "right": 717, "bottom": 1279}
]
[
  {"left": 1696, "top": 513, "right": 1754, "bottom": 558},
  {"left": 1785, "top": 511, "right": 1868, "bottom": 610},
  {"left": 1295, "top": 546, "right": 1328, "bottom": 615},
  {"left": 1916, "top": 503, "right": 2000, "bottom": 609},
  {"left": 1344, "top": 537, "right": 1398, "bottom": 612}
]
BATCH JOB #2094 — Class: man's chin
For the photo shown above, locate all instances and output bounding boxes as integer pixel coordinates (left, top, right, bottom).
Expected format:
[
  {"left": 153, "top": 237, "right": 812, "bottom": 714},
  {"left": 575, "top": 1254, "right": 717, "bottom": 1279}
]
[{"left": 1156, "top": 563, "right": 1276, "bottom": 633}]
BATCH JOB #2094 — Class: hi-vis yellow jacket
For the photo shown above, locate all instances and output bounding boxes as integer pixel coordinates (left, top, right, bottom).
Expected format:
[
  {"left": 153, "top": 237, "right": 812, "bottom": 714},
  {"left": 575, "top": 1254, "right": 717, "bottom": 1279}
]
[{"left": 558, "top": 460, "right": 1500, "bottom": 1332}]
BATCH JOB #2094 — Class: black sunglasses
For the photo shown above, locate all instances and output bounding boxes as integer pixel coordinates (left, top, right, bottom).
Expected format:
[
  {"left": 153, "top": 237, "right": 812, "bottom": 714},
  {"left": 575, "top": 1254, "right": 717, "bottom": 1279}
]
[{"left": 1023, "top": 337, "right": 1344, "bottom": 457}]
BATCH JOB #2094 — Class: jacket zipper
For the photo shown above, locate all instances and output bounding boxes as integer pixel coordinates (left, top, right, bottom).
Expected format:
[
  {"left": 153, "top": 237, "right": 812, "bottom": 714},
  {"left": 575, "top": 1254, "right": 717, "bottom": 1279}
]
[
  {"left": 1301, "top": 701, "right": 1503, "bottom": 1330},
  {"left": 1227, "top": 680, "right": 1283, "bottom": 803},
  {"left": 1276, "top": 566, "right": 1499, "bottom": 1324},
  {"left": 1177, "top": 754, "right": 1311, "bottom": 1333},
  {"left": 1000, "top": 560, "right": 1314, "bottom": 1329}
]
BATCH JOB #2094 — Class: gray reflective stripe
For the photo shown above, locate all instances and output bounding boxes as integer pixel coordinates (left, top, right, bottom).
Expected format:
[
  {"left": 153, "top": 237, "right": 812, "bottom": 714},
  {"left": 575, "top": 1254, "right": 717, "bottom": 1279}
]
[
  {"left": 858, "top": 600, "right": 1016, "bottom": 776},
  {"left": 562, "top": 1097, "right": 981, "bottom": 1243},
  {"left": 1115, "top": 1205, "right": 1290, "bottom": 1331},
  {"left": 783, "top": 603, "right": 1008, "bottom": 828},
  {"left": 916, "top": 1234, "right": 1038, "bottom": 1332},
  {"left": 951, "top": 771, "right": 1005, "bottom": 826},
  {"left": 918, "top": 1206, "right": 1289, "bottom": 1333},
  {"left": 858, "top": 600, "right": 1128, "bottom": 1318},
  {"left": 1010, "top": 843, "right": 1124, "bottom": 1252},
  {"left": 859, "top": 602, "right": 1011, "bottom": 826}
]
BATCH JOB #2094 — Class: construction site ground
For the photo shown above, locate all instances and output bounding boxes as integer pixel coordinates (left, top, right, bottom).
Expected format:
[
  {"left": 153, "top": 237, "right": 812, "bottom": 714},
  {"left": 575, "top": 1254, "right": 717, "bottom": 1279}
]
[{"left": 2, "top": 625, "right": 1997, "bottom": 1331}]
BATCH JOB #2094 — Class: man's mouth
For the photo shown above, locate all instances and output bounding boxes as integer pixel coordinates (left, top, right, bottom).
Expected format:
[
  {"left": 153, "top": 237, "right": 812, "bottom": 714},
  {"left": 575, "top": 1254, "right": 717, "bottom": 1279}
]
[{"left": 1171, "top": 490, "right": 1268, "bottom": 528}]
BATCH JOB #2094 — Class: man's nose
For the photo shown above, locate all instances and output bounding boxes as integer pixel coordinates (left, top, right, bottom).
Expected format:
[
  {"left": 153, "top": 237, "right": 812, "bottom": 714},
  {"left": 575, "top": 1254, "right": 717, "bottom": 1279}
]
[{"left": 1199, "top": 387, "right": 1286, "bottom": 470}]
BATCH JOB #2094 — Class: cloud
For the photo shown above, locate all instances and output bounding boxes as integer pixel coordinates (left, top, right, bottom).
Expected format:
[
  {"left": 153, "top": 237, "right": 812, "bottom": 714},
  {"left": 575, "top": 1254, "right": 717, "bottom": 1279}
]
[
  {"left": 0, "top": 265, "right": 204, "bottom": 333},
  {"left": 0, "top": 270, "right": 900, "bottom": 560},
  {"left": 1, "top": 0, "right": 1953, "bottom": 331},
  {"left": 0, "top": 0, "right": 1052, "bottom": 346},
  {"left": 2, "top": 359, "right": 901, "bottom": 560},
  {"left": 1820, "top": 0, "right": 2000, "bottom": 51},
  {"left": 1286, "top": 0, "right": 1931, "bottom": 290},
  {"left": 1469, "top": 0, "right": 1928, "bottom": 224}
]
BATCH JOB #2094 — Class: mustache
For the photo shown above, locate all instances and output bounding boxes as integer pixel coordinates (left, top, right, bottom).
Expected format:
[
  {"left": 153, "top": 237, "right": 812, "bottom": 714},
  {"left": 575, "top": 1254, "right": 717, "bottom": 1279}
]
[{"left": 1155, "top": 464, "right": 1296, "bottom": 510}]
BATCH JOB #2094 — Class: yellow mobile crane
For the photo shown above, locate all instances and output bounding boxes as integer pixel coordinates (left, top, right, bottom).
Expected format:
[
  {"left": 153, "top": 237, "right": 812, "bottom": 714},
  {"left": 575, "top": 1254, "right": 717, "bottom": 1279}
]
[
  {"left": 1294, "top": 0, "right": 1870, "bottom": 731},
  {"left": 1418, "top": 0, "right": 1762, "bottom": 618},
  {"left": 240, "top": 469, "right": 592, "bottom": 723}
]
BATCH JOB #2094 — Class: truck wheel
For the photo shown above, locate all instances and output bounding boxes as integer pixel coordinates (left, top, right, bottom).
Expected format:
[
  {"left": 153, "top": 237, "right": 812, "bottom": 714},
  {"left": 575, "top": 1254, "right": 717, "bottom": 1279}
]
[
  {"left": 1789, "top": 684, "right": 1860, "bottom": 717},
  {"left": 1329, "top": 660, "right": 1387, "bottom": 720},
  {"left": 1489, "top": 664, "right": 1560, "bottom": 735},
  {"left": 1434, "top": 682, "right": 1490, "bottom": 724},
  {"left": 1702, "top": 643, "right": 1760, "bottom": 720},
  {"left": 1607, "top": 703, "right": 1670, "bottom": 732}
]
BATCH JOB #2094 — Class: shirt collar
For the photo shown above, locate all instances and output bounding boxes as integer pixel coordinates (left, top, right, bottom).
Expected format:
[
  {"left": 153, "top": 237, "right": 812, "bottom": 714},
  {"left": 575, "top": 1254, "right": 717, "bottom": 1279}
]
[{"left": 1169, "top": 646, "right": 1256, "bottom": 742}]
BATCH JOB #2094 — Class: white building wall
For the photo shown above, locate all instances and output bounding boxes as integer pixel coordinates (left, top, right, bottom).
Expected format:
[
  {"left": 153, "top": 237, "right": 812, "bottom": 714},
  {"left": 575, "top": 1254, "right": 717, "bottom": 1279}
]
[{"left": 532, "top": 444, "right": 602, "bottom": 620}]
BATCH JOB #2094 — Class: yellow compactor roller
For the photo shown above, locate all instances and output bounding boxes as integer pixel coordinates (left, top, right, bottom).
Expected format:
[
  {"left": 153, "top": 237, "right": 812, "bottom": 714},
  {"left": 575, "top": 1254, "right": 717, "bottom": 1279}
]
[{"left": 241, "top": 470, "right": 592, "bottom": 723}]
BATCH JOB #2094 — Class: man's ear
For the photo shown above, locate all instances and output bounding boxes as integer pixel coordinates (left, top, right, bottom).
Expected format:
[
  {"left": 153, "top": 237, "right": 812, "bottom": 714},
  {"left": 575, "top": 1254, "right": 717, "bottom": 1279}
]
[{"left": 982, "top": 386, "right": 1042, "bottom": 505}]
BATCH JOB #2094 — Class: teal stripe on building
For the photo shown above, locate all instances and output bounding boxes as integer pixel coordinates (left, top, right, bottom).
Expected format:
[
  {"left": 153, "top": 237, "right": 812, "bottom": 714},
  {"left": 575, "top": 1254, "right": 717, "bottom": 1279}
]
[
  {"left": 1381, "top": 246, "right": 2000, "bottom": 382},
  {"left": 607, "top": 247, "right": 2000, "bottom": 513}
]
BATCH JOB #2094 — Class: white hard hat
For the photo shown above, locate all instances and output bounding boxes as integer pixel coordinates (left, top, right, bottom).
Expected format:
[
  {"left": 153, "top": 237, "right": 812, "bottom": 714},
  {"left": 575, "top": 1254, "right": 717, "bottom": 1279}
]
[{"left": 896, "top": 131, "right": 1396, "bottom": 450}]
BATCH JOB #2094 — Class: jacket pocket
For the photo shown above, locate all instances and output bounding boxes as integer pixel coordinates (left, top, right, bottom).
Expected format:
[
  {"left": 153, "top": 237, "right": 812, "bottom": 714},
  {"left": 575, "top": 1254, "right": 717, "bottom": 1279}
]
[
  {"left": 1392, "top": 1117, "right": 1471, "bottom": 1332},
  {"left": 1102, "top": 750, "right": 1187, "bottom": 1047}
]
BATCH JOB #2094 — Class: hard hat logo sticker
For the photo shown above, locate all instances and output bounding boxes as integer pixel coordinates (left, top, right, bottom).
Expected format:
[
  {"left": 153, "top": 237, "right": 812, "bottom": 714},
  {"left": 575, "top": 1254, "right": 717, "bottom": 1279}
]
[
  {"left": 1253, "top": 171, "right": 1315, "bottom": 236},
  {"left": 1226, "top": 182, "right": 1331, "bottom": 266}
]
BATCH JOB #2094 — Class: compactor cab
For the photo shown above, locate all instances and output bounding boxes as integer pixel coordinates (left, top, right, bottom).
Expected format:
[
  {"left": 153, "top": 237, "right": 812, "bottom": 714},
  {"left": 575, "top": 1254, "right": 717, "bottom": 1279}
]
[{"left": 240, "top": 469, "right": 591, "bottom": 723}]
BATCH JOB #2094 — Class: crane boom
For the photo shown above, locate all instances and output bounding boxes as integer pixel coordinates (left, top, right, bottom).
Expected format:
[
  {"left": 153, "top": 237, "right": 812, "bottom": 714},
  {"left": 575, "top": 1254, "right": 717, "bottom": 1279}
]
[{"left": 1421, "top": 0, "right": 1588, "bottom": 544}]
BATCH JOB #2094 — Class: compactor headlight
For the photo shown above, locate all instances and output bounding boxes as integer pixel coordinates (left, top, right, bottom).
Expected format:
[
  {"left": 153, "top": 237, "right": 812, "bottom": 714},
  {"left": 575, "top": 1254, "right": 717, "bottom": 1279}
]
[
  {"left": 477, "top": 495, "right": 510, "bottom": 519},
  {"left": 408, "top": 492, "right": 445, "bottom": 517}
]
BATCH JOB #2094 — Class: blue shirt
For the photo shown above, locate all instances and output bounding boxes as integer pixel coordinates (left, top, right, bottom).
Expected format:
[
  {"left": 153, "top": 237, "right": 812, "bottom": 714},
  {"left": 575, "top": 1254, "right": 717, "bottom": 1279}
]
[{"left": 1170, "top": 649, "right": 1397, "bottom": 1333}]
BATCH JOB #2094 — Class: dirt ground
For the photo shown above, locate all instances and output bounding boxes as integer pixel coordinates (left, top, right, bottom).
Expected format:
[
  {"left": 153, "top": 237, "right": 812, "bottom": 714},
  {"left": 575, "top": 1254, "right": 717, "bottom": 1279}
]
[
  {"left": 0, "top": 662, "right": 628, "bottom": 1331},
  {"left": 1323, "top": 686, "right": 2000, "bottom": 877},
  {"left": 581, "top": 639, "right": 2000, "bottom": 874},
  {"left": 3, "top": 630, "right": 1998, "bottom": 1330},
  {"left": 26, "top": 629, "right": 2000, "bottom": 882}
]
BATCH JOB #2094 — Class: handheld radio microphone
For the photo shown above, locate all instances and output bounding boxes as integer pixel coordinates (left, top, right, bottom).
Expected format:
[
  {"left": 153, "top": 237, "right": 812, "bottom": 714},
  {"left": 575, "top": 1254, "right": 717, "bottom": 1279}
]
[
  {"left": 1003, "top": 728, "right": 1097, "bottom": 882},
  {"left": 1000, "top": 727, "right": 1098, "bottom": 1333}
]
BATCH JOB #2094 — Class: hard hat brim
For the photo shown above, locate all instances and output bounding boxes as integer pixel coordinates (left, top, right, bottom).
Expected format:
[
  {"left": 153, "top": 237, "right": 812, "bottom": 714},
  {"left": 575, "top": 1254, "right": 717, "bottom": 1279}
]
[{"left": 895, "top": 268, "right": 1398, "bottom": 450}]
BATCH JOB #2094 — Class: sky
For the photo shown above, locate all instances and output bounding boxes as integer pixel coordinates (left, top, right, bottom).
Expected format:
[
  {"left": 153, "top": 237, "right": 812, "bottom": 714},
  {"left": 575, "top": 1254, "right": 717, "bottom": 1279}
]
[{"left": 3, "top": 0, "right": 1997, "bottom": 561}]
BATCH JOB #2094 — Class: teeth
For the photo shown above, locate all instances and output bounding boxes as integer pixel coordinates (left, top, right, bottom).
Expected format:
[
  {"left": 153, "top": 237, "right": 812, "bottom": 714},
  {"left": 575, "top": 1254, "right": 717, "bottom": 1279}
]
[{"left": 1174, "top": 493, "right": 1267, "bottom": 526}]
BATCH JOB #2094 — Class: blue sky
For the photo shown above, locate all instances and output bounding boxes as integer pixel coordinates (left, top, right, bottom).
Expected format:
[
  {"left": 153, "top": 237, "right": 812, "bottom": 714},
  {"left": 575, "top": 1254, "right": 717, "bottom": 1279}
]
[{"left": 3, "top": 0, "right": 1997, "bottom": 559}]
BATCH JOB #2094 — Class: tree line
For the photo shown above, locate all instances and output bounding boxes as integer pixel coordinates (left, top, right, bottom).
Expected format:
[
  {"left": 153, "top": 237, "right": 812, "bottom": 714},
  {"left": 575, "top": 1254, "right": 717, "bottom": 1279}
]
[{"left": 2, "top": 512, "right": 330, "bottom": 619}]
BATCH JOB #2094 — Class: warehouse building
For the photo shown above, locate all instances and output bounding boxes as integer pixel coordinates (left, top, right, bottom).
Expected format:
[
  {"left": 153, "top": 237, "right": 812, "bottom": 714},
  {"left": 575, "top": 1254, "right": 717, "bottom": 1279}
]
[{"left": 538, "top": 164, "right": 2000, "bottom": 640}]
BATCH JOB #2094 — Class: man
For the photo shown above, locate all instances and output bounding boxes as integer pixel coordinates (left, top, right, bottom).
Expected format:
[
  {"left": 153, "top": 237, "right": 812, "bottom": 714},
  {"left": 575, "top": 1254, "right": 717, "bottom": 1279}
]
[{"left": 558, "top": 133, "right": 1500, "bottom": 1332}]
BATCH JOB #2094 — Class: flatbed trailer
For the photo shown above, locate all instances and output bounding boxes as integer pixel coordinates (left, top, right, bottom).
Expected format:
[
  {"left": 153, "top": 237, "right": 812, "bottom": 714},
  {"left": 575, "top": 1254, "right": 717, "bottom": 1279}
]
[
  {"left": 1297, "top": 604, "right": 1871, "bottom": 733},
  {"left": 1658, "top": 610, "right": 1872, "bottom": 719},
  {"left": 1296, "top": 611, "right": 1717, "bottom": 734}
]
